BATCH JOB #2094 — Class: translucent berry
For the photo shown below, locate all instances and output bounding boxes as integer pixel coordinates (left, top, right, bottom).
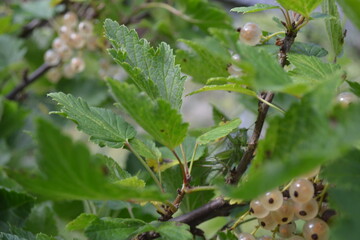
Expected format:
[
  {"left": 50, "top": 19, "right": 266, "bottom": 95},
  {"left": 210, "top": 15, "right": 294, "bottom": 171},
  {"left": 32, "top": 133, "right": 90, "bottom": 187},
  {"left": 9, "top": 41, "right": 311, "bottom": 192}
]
[
  {"left": 52, "top": 37, "right": 66, "bottom": 50},
  {"left": 68, "top": 32, "right": 85, "bottom": 49},
  {"left": 59, "top": 25, "right": 72, "bottom": 41},
  {"left": 290, "top": 179, "right": 314, "bottom": 203},
  {"left": 260, "top": 189, "right": 283, "bottom": 211},
  {"left": 303, "top": 218, "right": 329, "bottom": 240},
  {"left": 46, "top": 67, "right": 62, "bottom": 83},
  {"left": 258, "top": 213, "right": 277, "bottom": 230},
  {"left": 78, "top": 21, "right": 93, "bottom": 37},
  {"left": 278, "top": 221, "right": 296, "bottom": 238},
  {"left": 249, "top": 199, "right": 269, "bottom": 218},
  {"left": 70, "top": 57, "right": 85, "bottom": 73},
  {"left": 63, "top": 12, "right": 78, "bottom": 28},
  {"left": 44, "top": 49, "right": 61, "bottom": 65},
  {"left": 271, "top": 199, "right": 295, "bottom": 224},
  {"left": 56, "top": 44, "right": 73, "bottom": 60},
  {"left": 294, "top": 198, "right": 319, "bottom": 220},
  {"left": 240, "top": 22, "right": 262, "bottom": 46},
  {"left": 63, "top": 64, "right": 76, "bottom": 78},
  {"left": 336, "top": 92, "right": 357, "bottom": 106},
  {"left": 238, "top": 233, "right": 256, "bottom": 240}
]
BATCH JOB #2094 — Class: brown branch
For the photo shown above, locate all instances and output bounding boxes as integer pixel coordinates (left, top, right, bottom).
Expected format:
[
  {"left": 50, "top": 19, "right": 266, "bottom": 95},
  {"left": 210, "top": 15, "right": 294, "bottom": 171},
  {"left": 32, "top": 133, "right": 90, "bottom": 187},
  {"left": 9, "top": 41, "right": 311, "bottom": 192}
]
[{"left": 6, "top": 63, "right": 54, "bottom": 101}]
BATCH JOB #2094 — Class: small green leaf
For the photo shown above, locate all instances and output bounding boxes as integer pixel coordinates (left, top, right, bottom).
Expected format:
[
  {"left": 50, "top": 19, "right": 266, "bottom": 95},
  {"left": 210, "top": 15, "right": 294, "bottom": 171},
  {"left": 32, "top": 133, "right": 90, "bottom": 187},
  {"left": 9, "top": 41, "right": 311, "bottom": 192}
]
[
  {"left": 0, "top": 188, "right": 35, "bottom": 226},
  {"left": 322, "top": 0, "right": 344, "bottom": 58},
  {"left": 188, "top": 84, "right": 257, "bottom": 97},
  {"left": 236, "top": 43, "right": 292, "bottom": 91},
  {"left": 197, "top": 119, "right": 241, "bottom": 145},
  {"left": 290, "top": 42, "right": 328, "bottom": 57},
  {"left": 116, "top": 176, "right": 145, "bottom": 188},
  {"left": 35, "top": 233, "right": 56, "bottom": 240},
  {"left": 107, "top": 79, "right": 188, "bottom": 150},
  {"left": 24, "top": 204, "right": 58, "bottom": 236},
  {"left": 147, "top": 221, "right": 192, "bottom": 240},
  {"left": 231, "top": 4, "right": 279, "bottom": 14},
  {"left": 336, "top": 0, "right": 360, "bottom": 30},
  {"left": 85, "top": 218, "right": 146, "bottom": 240},
  {"left": 322, "top": 150, "right": 360, "bottom": 238},
  {"left": 49, "top": 92, "right": 136, "bottom": 148},
  {"left": 176, "top": 39, "right": 230, "bottom": 84},
  {"left": 104, "top": 19, "right": 185, "bottom": 109},
  {"left": 6, "top": 119, "right": 167, "bottom": 201},
  {"left": 347, "top": 80, "right": 360, "bottom": 97},
  {"left": 66, "top": 213, "right": 97, "bottom": 231},
  {"left": 128, "top": 138, "right": 162, "bottom": 161},
  {"left": 276, "top": 0, "right": 323, "bottom": 17}
]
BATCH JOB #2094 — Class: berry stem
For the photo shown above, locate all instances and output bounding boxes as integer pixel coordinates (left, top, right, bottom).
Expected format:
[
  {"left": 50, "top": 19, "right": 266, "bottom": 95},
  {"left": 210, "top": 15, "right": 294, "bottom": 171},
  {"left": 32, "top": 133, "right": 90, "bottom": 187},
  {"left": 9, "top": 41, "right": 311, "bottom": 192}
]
[
  {"left": 189, "top": 142, "right": 199, "bottom": 174},
  {"left": 261, "top": 31, "right": 285, "bottom": 44},
  {"left": 229, "top": 210, "right": 250, "bottom": 230}
]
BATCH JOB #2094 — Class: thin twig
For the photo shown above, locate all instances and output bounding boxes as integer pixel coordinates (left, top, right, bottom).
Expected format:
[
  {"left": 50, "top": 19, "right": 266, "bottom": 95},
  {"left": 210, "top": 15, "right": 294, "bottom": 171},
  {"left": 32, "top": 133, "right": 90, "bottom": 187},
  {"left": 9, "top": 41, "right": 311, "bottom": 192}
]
[{"left": 6, "top": 63, "right": 54, "bottom": 101}]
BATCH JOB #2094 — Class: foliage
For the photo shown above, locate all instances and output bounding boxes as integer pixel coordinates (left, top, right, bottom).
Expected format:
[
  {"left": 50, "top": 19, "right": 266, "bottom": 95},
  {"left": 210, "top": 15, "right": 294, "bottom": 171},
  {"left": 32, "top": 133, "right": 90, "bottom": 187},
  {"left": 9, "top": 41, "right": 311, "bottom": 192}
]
[{"left": 0, "top": 0, "right": 360, "bottom": 239}]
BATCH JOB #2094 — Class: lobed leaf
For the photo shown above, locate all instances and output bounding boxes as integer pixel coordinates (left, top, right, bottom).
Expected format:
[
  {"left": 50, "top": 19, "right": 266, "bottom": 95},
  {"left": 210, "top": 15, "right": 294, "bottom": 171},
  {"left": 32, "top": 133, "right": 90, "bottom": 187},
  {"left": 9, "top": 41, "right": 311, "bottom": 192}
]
[
  {"left": 104, "top": 19, "right": 185, "bottom": 109},
  {"left": 276, "top": 0, "right": 323, "bottom": 17},
  {"left": 197, "top": 118, "right": 241, "bottom": 145},
  {"left": 107, "top": 79, "right": 188, "bottom": 150},
  {"left": 49, "top": 92, "right": 136, "bottom": 148},
  {"left": 290, "top": 42, "right": 328, "bottom": 57},
  {"left": 6, "top": 119, "right": 167, "bottom": 201}
]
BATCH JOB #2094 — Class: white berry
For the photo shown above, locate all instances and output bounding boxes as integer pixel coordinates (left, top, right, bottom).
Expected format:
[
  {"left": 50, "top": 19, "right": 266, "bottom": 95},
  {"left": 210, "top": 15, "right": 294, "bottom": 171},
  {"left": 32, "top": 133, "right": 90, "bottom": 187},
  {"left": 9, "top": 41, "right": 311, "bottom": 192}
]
[
  {"left": 78, "top": 21, "right": 93, "bottom": 37},
  {"left": 44, "top": 49, "right": 61, "bottom": 65},
  {"left": 240, "top": 22, "right": 262, "bottom": 46},
  {"left": 70, "top": 57, "right": 85, "bottom": 73},
  {"left": 63, "top": 12, "right": 78, "bottom": 28}
]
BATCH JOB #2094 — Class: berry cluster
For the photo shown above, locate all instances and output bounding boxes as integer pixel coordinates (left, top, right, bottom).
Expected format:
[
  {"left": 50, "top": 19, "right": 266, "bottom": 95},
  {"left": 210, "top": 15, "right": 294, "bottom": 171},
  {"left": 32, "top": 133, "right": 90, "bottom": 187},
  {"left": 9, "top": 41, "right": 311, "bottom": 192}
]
[
  {"left": 45, "top": 11, "right": 97, "bottom": 83},
  {"left": 237, "top": 167, "right": 332, "bottom": 240}
]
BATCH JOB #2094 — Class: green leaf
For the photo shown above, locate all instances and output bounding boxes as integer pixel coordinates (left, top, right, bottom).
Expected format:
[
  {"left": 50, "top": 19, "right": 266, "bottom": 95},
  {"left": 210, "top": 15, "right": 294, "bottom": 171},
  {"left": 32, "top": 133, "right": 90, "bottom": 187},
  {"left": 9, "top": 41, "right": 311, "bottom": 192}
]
[
  {"left": 176, "top": 0, "right": 233, "bottom": 31},
  {"left": 35, "top": 233, "right": 56, "bottom": 240},
  {"left": 276, "top": 0, "right": 323, "bottom": 17},
  {"left": 156, "top": 137, "right": 206, "bottom": 172},
  {"left": 146, "top": 221, "right": 192, "bottom": 240},
  {"left": 322, "top": 0, "right": 344, "bottom": 58},
  {"left": 49, "top": 92, "right": 136, "bottom": 148},
  {"left": 85, "top": 218, "right": 146, "bottom": 240},
  {"left": 107, "top": 79, "right": 188, "bottom": 150},
  {"left": 0, "top": 233, "right": 28, "bottom": 240},
  {"left": 347, "top": 80, "right": 360, "bottom": 97},
  {"left": 188, "top": 84, "right": 257, "bottom": 98},
  {"left": 290, "top": 42, "right": 328, "bottom": 57},
  {"left": 128, "top": 138, "right": 161, "bottom": 161},
  {"left": 222, "top": 77, "right": 360, "bottom": 200},
  {"left": 212, "top": 104, "right": 230, "bottom": 125},
  {"left": 24, "top": 204, "right": 58, "bottom": 236},
  {"left": 209, "top": 28, "right": 238, "bottom": 52},
  {"left": 116, "top": 176, "right": 145, "bottom": 188},
  {"left": 0, "top": 188, "right": 35, "bottom": 226},
  {"left": 7, "top": 119, "right": 167, "bottom": 201},
  {"left": 97, "top": 154, "right": 131, "bottom": 181},
  {"left": 66, "top": 213, "right": 97, "bottom": 231},
  {"left": 322, "top": 150, "right": 360, "bottom": 239},
  {"left": 336, "top": 0, "right": 360, "bottom": 30},
  {"left": 104, "top": 19, "right": 185, "bottom": 109},
  {"left": 176, "top": 39, "right": 230, "bottom": 84},
  {"left": 197, "top": 119, "right": 241, "bottom": 145},
  {"left": 0, "top": 100, "right": 27, "bottom": 139},
  {"left": 236, "top": 44, "right": 292, "bottom": 91},
  {"left": 20, "top": 0, "right": 54, "bottom": 19},
  {"left": 231, "top": 4, "right": 279, "bottom": 14},
  {"left": 0, "top": 35, "right": 26, "bottom": 71},
  {"left": 288, "top": 54, "right": 341, "bottom": 83}
]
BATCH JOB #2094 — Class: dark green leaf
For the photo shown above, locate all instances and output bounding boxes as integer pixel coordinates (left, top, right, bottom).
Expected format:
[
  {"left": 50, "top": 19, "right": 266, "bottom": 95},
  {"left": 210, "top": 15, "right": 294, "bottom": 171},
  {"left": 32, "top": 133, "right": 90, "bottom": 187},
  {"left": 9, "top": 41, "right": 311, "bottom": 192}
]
[
  {"left": 336, "top": 0, "right": 360, "bottom": 30},
  {"left": 197, "top": 119, "right": 241, "bottom": 145},
  {"left": 276, "top": 0, "right": 323, "bottom": 17},
  {"left": 231, "top": 4, "right": 279, "bottom": 14},
  {"left": 107, "top": 79, "right": 188, "bottom": 150},
  {"left": 0, "top": 100, "right": 27, "bottom": 139},
  {"left": 322, "top": 150, "right": 360, "bottom": 239},
  {"left": 347, "top": 80, "right": 360, "bottom": 97},
  {"left": 0, "top": 188, "right": 35, "bottom": 226},
  {"left": 24, "top": 204, "right": 58, "bottom": 236},
  {"left": 290, "top": 42, "right": 328, "bottom": 57},
  {"left": 104, "top": 19, "right": 185, "bottom": 109},
  {"left": 322, "top": 0, "right": 344, "bottom": 58},
  {"left": 7, "top": 119, "right": 167, "bottom": 201},
  {"left": 49, "top": 92, "right": 136, "bottom": 148},
  {"left": 0, "top": 233, "right": 28, "bottom": 240},
  {"left": 66, "top": 213, "right": 97, "bottom": 231},
  {"left": 176, "top": 39, "right": 229, "bottom": 84}
]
